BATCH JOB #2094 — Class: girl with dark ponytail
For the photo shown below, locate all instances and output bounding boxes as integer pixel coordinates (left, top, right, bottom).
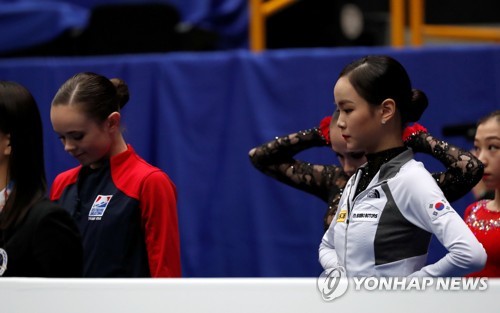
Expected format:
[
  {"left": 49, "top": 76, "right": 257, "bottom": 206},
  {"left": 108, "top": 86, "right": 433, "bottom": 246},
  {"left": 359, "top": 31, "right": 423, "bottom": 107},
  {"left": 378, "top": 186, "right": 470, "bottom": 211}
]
[{"left": 319, "top": 55, "right": 486, "bottom": 277}]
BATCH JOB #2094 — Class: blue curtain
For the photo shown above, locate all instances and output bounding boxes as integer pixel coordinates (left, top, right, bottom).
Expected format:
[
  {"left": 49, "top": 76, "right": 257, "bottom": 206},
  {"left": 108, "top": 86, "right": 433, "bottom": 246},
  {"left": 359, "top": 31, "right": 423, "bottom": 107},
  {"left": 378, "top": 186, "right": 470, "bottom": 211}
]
[{"left": 0, "top": 45, "right": 498, "bottom": 277}]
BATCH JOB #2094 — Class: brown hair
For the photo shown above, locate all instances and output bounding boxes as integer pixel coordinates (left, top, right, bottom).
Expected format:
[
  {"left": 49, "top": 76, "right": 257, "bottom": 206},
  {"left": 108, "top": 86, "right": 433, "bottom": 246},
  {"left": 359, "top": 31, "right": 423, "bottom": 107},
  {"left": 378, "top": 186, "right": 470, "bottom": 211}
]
[{"left": 51, "top": 72, "right": 130, "bottom": 122}]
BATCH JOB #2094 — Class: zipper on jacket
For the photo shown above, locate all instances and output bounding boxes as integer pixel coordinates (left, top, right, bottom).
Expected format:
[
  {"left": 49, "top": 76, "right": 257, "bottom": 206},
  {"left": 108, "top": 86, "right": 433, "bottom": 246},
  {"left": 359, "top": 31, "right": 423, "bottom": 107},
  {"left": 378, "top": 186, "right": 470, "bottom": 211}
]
[{"left": 344, "top": 168, "right": 360, "bottom": 274}]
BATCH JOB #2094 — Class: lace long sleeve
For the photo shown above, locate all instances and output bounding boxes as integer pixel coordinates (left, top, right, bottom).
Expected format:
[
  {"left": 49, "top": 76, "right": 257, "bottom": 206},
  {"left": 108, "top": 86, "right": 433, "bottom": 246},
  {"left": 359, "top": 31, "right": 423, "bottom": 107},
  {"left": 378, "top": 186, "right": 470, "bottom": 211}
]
[
  {"left": 249, "top": 127, "right": 348, "bottom": 204},
  {"left": 405, "top": 131, "right": 484, "bottom": 202},
  {"left": 249, "top": 127, "right": 349, "bottom": 231}
]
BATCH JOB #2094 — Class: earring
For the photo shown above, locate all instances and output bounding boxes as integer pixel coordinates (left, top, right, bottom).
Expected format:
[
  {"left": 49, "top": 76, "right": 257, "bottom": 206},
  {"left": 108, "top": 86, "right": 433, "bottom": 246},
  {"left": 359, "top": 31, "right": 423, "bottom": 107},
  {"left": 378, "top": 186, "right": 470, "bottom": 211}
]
[{"left": 381, "top": 120, "right": 386, "bottom": 125}]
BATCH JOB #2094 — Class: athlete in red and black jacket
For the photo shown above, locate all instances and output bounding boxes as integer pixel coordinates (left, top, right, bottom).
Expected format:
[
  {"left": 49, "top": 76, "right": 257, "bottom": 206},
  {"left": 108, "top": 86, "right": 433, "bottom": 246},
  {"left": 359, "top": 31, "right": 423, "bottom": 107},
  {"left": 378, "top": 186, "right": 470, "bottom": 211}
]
[
  {"left": 51, "top": 145, "right": 181, "bottom": 277},
  {"left": 49, "top": 72, "right": 181, "bottom": 278}
]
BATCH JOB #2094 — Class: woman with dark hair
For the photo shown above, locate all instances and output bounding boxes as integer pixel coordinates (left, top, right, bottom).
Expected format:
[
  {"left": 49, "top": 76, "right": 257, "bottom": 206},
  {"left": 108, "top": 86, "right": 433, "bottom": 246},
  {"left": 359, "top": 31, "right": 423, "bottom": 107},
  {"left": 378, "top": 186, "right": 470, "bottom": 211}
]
[
  {"left": 464, "top": 110, "right": 500, "bottom": 277},
  {"left": 249, "top": 110, "right": 484, "bottom": 231},
  {"left": 0, "top": 81, "right": 82, "bottom": 277},
  {"left": 319, "top": 55, "right": 486, "bottom": 277},
  {"left": 49, "top": 72, "right": 181, "bottom": 278}
]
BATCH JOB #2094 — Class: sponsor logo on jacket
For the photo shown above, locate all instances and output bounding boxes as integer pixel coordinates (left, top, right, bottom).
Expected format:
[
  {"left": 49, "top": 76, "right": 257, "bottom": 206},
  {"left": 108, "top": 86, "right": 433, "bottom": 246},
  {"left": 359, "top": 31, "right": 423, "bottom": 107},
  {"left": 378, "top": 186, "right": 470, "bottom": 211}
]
[{"left": 89, "top": 195, "right": 113, "bottom": 221}]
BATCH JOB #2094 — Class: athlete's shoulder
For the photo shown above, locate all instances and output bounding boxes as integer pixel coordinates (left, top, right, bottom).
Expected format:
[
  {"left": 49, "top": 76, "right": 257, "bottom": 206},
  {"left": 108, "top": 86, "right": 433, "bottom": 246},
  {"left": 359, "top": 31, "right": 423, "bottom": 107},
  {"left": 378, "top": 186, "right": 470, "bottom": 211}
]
[
  {"left": 111, "top": 145, "right": 173, "bottom": 199},
  {"left": 464, "top": 200, "right": 487, "bottom": 219},
  {"left": 50, "top": 166, "right": 81, "bottom": 200},
  {"left": 112, "top": 146, "right": 165, "bottom": 179},
  {"left": 399, "top": 159, "right": 436, "bottom": 182}
]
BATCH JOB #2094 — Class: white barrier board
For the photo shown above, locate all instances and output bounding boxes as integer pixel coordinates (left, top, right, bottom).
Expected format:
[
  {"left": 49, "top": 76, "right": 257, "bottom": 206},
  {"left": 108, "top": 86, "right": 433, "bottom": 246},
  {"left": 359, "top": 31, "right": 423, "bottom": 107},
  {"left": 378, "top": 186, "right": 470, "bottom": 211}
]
[{"left": 0, "top": 277, "right": 497, "bottom": 313}]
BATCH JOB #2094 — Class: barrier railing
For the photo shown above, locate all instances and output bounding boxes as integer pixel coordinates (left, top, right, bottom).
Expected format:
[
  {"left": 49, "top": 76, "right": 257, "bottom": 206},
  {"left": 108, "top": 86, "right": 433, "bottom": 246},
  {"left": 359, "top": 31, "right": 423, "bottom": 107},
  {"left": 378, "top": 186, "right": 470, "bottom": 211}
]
[
  {"left": 249, "top": 0, "right": 298, "bottom": 52},
  {"left": 391, "top": 0, "right": 500, "bottom": 47},
  {"left": 2, "top": 278, "right": 499, "bottom": 312}
]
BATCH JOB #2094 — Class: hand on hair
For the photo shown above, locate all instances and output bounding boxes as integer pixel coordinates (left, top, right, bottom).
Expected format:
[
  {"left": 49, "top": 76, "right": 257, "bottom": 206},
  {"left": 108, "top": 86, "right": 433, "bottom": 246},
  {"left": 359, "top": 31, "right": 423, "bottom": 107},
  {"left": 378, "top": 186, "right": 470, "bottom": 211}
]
[{"left": 318, "top": 116, "right": 332, "bottom": 145}]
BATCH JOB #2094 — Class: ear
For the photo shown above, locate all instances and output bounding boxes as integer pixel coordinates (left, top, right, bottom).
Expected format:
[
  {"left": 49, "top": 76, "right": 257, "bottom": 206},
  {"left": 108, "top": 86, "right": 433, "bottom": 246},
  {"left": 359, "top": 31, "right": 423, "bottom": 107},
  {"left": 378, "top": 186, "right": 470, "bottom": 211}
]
[
  {"left": 3, "top": 134, "right": 11, "bottom": 156},
  {"left": 106, "top": 112, "right": 121, "bottom": 132},
  {"left": 380, "top": 98, "right": 396, "bottom": 124}
]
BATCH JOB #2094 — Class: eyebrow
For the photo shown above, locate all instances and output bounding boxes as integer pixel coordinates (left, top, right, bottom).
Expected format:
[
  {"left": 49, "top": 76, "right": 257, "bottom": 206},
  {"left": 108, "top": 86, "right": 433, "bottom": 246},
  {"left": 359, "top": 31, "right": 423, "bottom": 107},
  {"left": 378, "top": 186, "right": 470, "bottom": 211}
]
[
  {"left": 475, "top": 136, "right": 500, "bottom": 143},
  {"left": 485, "top": 136, "right": 500, "bottom": 140},
  {"left": 336, "top": 100, "right": 355, "bottom": 106},
  {"left": 59, "top": 130, "right": 84, "bottom": 136}
]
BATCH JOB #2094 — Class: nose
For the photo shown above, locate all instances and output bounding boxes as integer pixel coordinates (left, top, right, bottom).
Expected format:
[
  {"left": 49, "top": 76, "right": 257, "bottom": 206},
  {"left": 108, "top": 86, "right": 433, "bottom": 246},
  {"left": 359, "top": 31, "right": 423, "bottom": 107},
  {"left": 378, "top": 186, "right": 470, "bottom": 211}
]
[
  {"left": 64, "top": 140, "right": 76, "bottom": 153},
  {"left": 477, "top": 150, "right": 488, "bottom": 167},
  {"left": 337, "top": 118, "right": 346, "bottom": 130}
]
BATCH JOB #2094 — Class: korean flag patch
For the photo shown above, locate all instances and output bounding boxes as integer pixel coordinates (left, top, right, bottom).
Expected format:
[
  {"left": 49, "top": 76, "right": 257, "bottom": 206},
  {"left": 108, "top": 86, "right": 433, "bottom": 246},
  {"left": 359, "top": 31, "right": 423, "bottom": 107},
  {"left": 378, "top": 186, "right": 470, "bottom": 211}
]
[
  {"left": 89, "top": 195, "right": 113, "bottom": 220},
  {"left": 427, "top": 199, "right": 454, "bottom": 221}
]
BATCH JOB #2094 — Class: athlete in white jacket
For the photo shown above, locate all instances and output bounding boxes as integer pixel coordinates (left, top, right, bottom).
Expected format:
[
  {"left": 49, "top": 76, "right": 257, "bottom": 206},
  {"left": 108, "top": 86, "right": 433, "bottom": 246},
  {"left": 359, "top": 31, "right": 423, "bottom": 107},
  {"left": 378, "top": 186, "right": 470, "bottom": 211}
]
[
  {"left": 319, "top": 149, "right": 486, "bottom": 277},
  {"left": 319, "top": 55, "right": 486, "bottom": 277}
]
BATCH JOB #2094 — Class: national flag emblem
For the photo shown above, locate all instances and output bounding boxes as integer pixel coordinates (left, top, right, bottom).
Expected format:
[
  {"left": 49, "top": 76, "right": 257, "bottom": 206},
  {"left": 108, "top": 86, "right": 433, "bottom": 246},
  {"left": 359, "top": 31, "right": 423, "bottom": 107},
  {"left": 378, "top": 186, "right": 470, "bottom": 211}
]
[
  {"left": 89, "top": 195, "right": 113, "bottom": 217},
  {"left": 427, "top": 199, "right": 453, "bottom": 220},
  {"left": 434, "top": 202, "right": 445, "bottom": 211}
]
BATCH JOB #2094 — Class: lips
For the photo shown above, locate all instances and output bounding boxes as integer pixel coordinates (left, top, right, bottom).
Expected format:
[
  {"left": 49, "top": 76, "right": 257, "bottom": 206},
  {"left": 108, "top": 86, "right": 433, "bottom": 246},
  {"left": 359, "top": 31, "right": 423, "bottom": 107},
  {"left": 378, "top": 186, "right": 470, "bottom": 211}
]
[
  {"left": 72, "top": 152, "right": 85, "bottom": 159},
  {"left": 342, "top": 135, "right": 350, "bottom": 140}
]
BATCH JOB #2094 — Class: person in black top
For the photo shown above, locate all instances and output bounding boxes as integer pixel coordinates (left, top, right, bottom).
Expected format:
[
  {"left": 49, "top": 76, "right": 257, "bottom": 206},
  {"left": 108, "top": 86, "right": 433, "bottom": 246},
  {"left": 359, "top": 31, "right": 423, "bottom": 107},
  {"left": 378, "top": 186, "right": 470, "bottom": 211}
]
[
  {"left": 250, "top": 108, "right": 484, "bottom": 231},
  {"left": 0, "top": 81, "right": 83, "bottom": 277}
]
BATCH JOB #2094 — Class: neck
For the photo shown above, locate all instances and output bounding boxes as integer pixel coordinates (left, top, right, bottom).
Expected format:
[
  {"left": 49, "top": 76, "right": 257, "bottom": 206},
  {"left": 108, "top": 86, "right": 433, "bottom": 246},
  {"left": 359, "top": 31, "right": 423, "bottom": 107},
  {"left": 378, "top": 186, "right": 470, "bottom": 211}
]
[
  {"left": 89, "top": 135, "right": 128, "bottom": 169},
  {"left": 366, "top": 136, "right": 404, "bottom": 154},
  {"left": 488, "top": 190, "right": 500, "bottom": 212},
  {"left": 365, "top": 146, "right": 406, "bottom": 161},
  {"left": 110, "top": 135, "right": 128, "bottom": 156}
]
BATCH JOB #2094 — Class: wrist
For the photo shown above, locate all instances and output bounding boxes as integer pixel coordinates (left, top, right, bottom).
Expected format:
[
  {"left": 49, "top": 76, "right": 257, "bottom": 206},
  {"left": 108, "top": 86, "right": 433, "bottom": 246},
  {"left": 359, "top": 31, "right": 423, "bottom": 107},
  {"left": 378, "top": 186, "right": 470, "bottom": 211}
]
[
  {"left": 403, "top": 122, "right": 428, "bottom": 144},
  {"left": 318, "top": 116, "right": 332, "bottom": 145}
]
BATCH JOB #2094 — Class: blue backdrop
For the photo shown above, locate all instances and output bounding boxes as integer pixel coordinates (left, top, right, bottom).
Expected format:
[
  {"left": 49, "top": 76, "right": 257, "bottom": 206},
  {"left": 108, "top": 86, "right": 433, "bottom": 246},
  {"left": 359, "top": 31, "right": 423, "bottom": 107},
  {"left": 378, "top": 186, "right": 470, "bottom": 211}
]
[{"left": 0, "top": 45, "right": 498, "bottom": 277}]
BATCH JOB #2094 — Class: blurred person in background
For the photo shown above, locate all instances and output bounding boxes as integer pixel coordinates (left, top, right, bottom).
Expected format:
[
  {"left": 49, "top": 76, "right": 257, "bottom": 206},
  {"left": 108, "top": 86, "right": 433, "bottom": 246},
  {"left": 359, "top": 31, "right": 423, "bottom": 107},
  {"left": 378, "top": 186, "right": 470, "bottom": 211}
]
[
  {"left": 0, "top": 81, "right": 82, "bottom": 277},
  {"left": 464, "top": 110, "right": 500, "bottom": 277}
]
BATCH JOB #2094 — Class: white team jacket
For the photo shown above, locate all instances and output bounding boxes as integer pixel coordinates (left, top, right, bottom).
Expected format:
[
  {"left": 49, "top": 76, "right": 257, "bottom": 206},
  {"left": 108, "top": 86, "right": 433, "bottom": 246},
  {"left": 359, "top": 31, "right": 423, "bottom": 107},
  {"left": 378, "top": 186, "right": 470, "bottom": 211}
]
[{"left": 319, "top": 149, "right": 486, "bottom": 277}]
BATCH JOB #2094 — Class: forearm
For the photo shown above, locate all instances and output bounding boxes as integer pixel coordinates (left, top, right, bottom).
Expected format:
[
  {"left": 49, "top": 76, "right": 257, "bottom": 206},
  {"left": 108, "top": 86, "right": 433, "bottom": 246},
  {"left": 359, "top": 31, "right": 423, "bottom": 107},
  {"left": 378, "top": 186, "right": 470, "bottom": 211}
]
[
  {"left": 249, "top": 127, "right": 327, "bottom": 168},
  {"left": 249, "top": 127, "right": 342, "bottom": 200},
  {"left": 142, "top": 173, "right": 182, "bottom": 277},
  {"left": 406, "top": 131, "right": 484, "bottom": 201},
  {"left": 411, "top": 212, "right": 486, "bottom": 277},
  {"left": 319, "top": 231, "right": 340, "bottom": 270}
]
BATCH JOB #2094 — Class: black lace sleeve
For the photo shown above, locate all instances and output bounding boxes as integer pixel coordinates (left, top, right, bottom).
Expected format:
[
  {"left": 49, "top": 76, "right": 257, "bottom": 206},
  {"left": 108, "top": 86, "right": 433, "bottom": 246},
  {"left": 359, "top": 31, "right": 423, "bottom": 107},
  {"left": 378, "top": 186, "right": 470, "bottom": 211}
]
[
  {"left": 249, "top": 127, "right": 348, "bottom": 203},
  {"left": 405, "top": 131, "right": 484, "bottom": 202}
]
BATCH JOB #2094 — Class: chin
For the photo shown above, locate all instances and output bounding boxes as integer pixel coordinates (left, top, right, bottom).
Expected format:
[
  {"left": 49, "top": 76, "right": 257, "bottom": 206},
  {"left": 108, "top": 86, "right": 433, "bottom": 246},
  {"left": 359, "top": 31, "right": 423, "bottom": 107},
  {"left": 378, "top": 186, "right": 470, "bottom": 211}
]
[
  {"left": 483, "top": 180, "right": 496, "bottom": 191},
  {"left": 76, "top": 157, "right": 93, "bottom": 167},
  {"left": 346, "top": 143, "right": 361, "bottom": 152},
  {"left": 78, "top": 160, "right": 90, "bottom": 167}
]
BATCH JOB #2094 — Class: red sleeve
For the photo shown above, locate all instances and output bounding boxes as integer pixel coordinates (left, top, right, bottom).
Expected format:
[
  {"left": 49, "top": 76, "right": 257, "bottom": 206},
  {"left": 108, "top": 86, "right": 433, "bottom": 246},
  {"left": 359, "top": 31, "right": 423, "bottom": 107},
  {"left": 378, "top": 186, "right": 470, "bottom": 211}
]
[{"left": 140, "top": 170, "right": 181, "bottom": 277}]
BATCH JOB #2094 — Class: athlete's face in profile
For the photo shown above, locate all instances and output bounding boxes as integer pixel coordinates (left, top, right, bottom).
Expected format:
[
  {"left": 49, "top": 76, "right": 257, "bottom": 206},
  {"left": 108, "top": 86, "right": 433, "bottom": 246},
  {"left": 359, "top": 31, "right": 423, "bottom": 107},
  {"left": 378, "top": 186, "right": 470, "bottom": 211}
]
[
  {"left": 50, "top": 104, "right": 114, "bottom": 168},
  {"left": 333, "top": 76, "right": 384, "bottom": 154},
  {"left": 329, "top": 119, "right": 365, "bottom": 177},
  {"left": 474, "top": 117, "right": 500, "bottom": 191}
]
